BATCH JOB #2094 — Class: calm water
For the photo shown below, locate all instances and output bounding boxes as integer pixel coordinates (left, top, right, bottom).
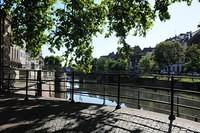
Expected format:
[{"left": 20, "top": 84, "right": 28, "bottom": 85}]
[{"left": 54, "top": 79, "right": 200, "bottom": 122}]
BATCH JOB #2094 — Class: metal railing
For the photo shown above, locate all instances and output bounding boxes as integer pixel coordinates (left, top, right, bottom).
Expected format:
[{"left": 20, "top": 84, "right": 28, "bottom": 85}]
[{"left": 1, "top": 69, "right": 200, "bottom": 123}]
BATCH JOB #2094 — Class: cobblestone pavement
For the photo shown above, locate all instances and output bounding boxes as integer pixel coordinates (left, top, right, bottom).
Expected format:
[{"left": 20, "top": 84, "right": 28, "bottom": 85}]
[{"left": 0, "top": 94, "right": 200, "bottom": 133}]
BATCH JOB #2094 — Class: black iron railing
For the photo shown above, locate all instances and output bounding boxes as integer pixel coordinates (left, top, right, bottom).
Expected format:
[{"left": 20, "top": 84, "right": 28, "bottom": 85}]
[{"left": 1, "top": 69, "right": 200, "bottom": 122}]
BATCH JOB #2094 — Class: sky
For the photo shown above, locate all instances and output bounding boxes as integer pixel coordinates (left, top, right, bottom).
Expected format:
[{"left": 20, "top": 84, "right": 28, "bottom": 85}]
[{"left": 42, "top": 0, "right": 200, "bottom": 58}]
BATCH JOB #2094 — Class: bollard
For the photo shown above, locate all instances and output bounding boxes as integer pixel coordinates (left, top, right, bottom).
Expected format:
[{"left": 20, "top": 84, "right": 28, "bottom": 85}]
[
  {"left": 169, "top": 75, "right": 176, "bottom": 121},
  {"left": 24, "top": 70, "right": 29, "bottom": 100},
  {"left": 71, "top": 71, "right": 75, "bottom": 103},
  {"left": 116, "top": 73, "right": 121, "bottom": 109}
]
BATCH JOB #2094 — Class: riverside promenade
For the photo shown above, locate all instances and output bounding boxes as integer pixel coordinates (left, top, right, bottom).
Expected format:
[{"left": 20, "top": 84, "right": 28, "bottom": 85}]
[{"left": 0, "top": 94, "right": 200, "bottom": 133}]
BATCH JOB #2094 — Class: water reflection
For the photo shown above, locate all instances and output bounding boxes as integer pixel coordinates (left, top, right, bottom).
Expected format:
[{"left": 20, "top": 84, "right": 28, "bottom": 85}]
[{"left": 54, "top": 79, "right": 200, "bottom": 122}]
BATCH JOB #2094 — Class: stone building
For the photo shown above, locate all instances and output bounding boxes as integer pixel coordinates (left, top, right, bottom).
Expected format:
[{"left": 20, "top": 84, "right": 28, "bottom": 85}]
[{"left": 0, "top": 10, "right": 14, "bottom": 91}]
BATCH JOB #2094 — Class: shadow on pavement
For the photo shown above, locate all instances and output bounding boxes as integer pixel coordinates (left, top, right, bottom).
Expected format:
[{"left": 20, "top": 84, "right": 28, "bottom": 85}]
[{"left": 0, "top": 94, "right": 144, "bottom": 133}]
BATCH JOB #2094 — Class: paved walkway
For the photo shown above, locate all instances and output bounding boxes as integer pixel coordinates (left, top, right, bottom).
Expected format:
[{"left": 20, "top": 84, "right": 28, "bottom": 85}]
[{"left": 0, "top": 94, "right": 200, "bottom": 133}]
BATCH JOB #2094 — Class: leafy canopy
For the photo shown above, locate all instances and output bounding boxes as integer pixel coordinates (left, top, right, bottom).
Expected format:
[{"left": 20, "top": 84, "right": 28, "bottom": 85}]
[
  {"left": 185, "top": 44, "right": 200, "bottom": 73},
  {"left": 139, "top": 54, "right": 158, "bottom": 74},
  {"left": 154, "top": 41, "right": 183, "bottom": 69},
  {"left": 95, "top": 56, "right": 127, "bottom": 72},
  {"left": 1, "top": 0, "right": 195, "bottom": 72},
  {"left": 44, "top": 55, "right": 63, "bottom": 70},
  {"left": 4, "top": 0, "right": 56, "bottom": 57},
  {"left": 49, "top": 0, "right": 106, "bottom": 73}
]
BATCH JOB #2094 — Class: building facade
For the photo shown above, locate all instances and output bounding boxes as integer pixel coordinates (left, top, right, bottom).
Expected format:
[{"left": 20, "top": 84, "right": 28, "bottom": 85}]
[
  {"left": 162, "top": 30, "right": 200, "bottom": 74},
  {"left": 1, "top": 13, "right": 44, "bottom": 70}
]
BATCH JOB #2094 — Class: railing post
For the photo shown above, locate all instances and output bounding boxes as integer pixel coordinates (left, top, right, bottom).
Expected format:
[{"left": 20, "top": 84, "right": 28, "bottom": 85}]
[
  {"left": 71, "top": 71, "right": 75, "bottom": 103},
  {"left": 169, "top": 75, "right": 176, "bottom": 121},
  {"left": 36, "top": 70, "right": 42, "bottom": 97},
  {"left": 102, "top": 73, "right": 105, "bottom": 105},
  {"left": 49, "top": 81, "right": 51, "bottom": 97},
  {"left": 8, "top": 71, "right": 11, "bottom": 93},
  {"left": 176, "top": 96, "right": 179, "bottom": 117},
  {"left": 116, "top": 73, "right": 121, "bottom": 109},
  {"left": 24, "top": 70, "right": 29, "bottom": 100},
  {"left": 138, "top": 88, "right": 141, "bottom": 109}
]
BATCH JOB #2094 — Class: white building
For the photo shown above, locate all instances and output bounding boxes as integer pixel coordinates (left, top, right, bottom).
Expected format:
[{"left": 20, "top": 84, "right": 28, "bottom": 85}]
[
  {"left": 163, "top": 30, "right": 200, "bottom": 74},
  {"left": 10, "top": 46, "right": 44, "bottom": 70}
]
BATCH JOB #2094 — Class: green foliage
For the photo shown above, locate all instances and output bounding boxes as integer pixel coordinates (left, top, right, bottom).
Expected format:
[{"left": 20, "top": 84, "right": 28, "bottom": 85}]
[
  {"left": 130, "top": 46, "right": 142, "bottom": 57},
  {"left": 2, "top": 0, "right": 195, "bottom": 73},
  {"left": 49, "top": 0, "right": 106, "bottom": 73},
  {"left": 117, "top": 42, "right": 132, "bottom": 62},
  {"left": 129, "top": 45, "right": 142, "bottom": 72},
  {"left": 95, "top": 56, "right": 127, "bottom": 72},
  {"left": 105, "top": 0, "right": 155, "bottom": 38},
  {"left": 9, "top": 0, "right": 56, "bottom": 57},
  {"left": 154, "top": 0, "right": 192, "bottom": 21},
  {"left": 44, "top": 55, "right": 63, "bottom": 70},
  {"left": 96, "top": 57, "right": 107, "bottom": 72},
  {"left": 154, "top": 41, "right": 183, "bottom": 70},
  {"left": 185, "top": 44, "right": 200, "bottom": 73},
  {"left": 139, "top": 54, "right": 158, "bottom": 74},
  {"left": 129, "top": 45, "right": 142, "bottom": 63},
  {"left": 105, "top": 0, "right": 154, "bottom": 59}
]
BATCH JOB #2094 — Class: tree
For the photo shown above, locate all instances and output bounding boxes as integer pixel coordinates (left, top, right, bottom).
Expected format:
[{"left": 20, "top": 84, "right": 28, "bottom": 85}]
[
  {"left": 129, "top": 45, "right": 142, "bottom": 72},
  {"left": 2, "top": 0, "right": 194, "bottom": 73},
  {"left": 95, "top": 56, "right": 127, "bottom": 72},
  {"left": 96, "top": 57, "right": 107, "bottom": 72},
  {"left": 107, "top": 59, "right": 127, "bottom": 72},
  {"left": 49, "top": 0, "right": 106, "bottom": 73},
  {"left": 154, "top": 41, "right": 183, "bottom": 74},
  {"left": 139, "top": 54, "right": 158, "bottom": 74},
  {"left": 10, "top": 0, "right": 56, "bottom": 57},
  {"left": 184, "top": 44, "right": 200, "bottom": 73},
  {"left": 44, "top": 56, "right": 63, "bottom": 70}
]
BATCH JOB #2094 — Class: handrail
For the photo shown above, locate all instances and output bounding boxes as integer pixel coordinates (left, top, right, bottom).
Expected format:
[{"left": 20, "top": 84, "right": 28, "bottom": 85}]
[{"left": 2, "top": 70, "right": 200, "bottom": 122}]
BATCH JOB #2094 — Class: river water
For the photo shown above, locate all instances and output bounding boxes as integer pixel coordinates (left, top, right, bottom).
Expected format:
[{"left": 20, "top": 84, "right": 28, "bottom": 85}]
[{"left": 53, "top": 79, "right": 200, "bottom": 122}]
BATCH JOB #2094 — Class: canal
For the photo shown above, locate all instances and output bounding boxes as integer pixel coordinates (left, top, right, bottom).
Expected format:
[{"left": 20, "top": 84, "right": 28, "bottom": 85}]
[{"left": 53, "top": 77, "right": 200, "bottom": 122}]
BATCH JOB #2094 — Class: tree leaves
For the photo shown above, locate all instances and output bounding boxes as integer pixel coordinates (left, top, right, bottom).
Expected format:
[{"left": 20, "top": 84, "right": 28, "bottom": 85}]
[
  {"left": 9, "top": 0, "right": 56, "bottom": 58},
  {"left": 2, "top": 0, "right": 197, "bottom": 73},
  {"left": 49, "top": 0, "right": 106, "bottom": 73},
  {"left": 44, "top": 55, "right": 63, "bottom": 70},
  {"left": 154, "top": 41, "right": 184, "bottom": 69},
  {"left": 185, "top": 44, "right": 200, "bottom": 73}
]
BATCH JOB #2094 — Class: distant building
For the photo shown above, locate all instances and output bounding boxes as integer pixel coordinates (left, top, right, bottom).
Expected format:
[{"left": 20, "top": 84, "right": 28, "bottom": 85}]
[
  {"left": 162, "top": 30, "right": 200, "bottom": 74},
  {"left": 166, "top": 31, "right": 192, "bottom": 48},
  {"left": 1, "top": 13, "right": 44, "bottom": 70},
  {"left": 142, "top": 47, "right": 154, "bottom": 55},
  {"left": 9, "top": 45, "right": 44, "bottom": 70},
  {"left": 100, "top": 52, "right": 118, "bottom": 60},
  {"left": 187, "top": 29, "right": 200, "bottom": 45}
]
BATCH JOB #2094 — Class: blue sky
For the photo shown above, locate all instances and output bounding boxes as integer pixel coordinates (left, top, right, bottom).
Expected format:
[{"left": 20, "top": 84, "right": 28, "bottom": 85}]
[{"left": 42, "top": 0, "right": 200, "bottom": 58}]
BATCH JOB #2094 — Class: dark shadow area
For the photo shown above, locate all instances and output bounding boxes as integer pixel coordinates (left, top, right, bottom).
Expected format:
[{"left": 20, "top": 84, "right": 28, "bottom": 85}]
[{"left": 0, "top": 94, "right": 144, "bottom": 133}]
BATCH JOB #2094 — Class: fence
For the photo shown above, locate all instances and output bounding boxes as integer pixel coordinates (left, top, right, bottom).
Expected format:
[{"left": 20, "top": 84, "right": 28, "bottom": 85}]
[{"left": 0, "top": 69, "right": 200, "bottom": 122}]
